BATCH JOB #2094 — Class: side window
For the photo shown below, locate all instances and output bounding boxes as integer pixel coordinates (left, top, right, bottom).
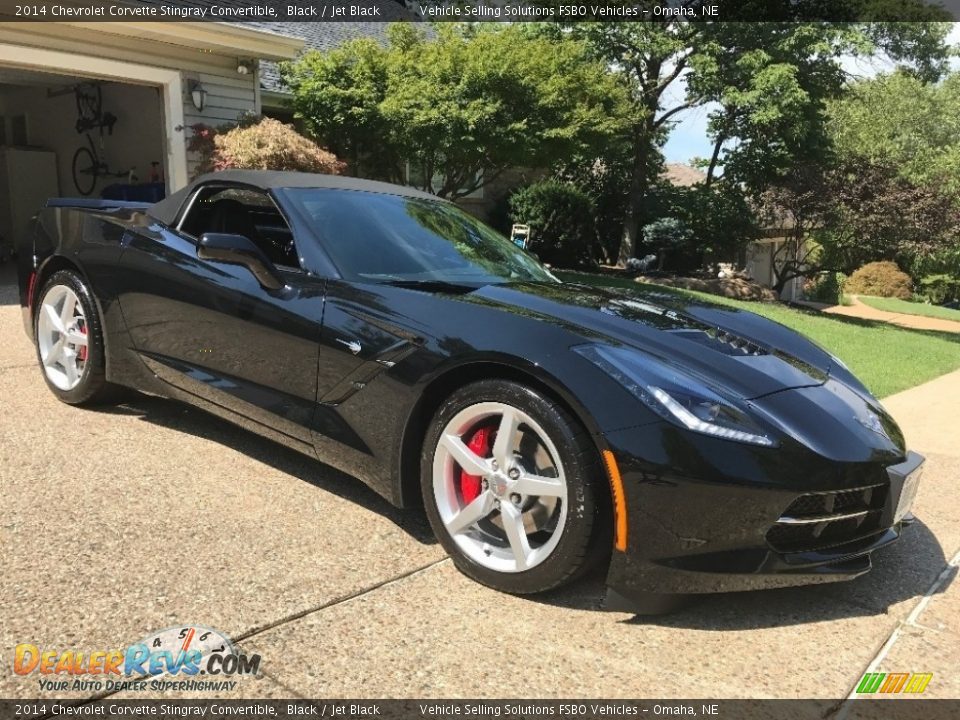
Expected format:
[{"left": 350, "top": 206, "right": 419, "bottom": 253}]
[{"left": 178, "top": 186, "right": 300, "bottom": 269}]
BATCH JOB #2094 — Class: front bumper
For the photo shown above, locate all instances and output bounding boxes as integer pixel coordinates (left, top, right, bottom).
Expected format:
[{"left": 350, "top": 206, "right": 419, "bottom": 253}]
[{"left": 601, "top": 420, "right": 924, "bottom": 611}]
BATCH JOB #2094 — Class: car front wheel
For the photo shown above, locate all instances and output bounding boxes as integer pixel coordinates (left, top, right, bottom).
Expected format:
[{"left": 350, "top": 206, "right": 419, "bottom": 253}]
[{"left": 422, "top": 380, "right": 607, "bottom": 594}]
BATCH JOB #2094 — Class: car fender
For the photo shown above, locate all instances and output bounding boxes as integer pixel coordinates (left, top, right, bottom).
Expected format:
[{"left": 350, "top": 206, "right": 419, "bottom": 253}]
[{"left": 392, "top": 348, "right": 659, "bottom": 508}]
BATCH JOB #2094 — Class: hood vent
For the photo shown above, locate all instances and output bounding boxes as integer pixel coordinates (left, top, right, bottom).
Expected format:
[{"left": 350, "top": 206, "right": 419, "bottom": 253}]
[
  {"left": 677, "top": 328, "right": 770, "bottom": 356},
  {"left": 668, "top": 328, "right": 767, "bottom": 357},
  {"left": 603, "top": 298, "right": 768, "bottom": 357}
]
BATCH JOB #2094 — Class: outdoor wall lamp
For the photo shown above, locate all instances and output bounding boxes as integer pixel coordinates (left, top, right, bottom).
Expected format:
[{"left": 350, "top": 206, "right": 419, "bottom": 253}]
[
  {"left": 237, "top": 59, "right": 253, "bottom": 75},
  {"left": 188, "top": 80, "right": 206, "bottom": 112}
]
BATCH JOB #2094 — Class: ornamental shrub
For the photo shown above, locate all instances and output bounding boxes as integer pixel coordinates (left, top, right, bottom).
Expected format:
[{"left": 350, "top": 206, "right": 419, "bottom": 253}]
[
  {"left": 845, "top": 261, "right": 913, "bottom": 299},
  {"left": 193, "top": 117, "right": 344, "bottom": 175},
  {"left": 508, "top": 180, "right": 595, "bottom": 267}
]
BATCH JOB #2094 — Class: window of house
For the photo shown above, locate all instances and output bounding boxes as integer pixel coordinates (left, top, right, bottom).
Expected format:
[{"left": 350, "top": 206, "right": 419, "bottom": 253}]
[{"left": 178, "top": 185, "right": 300, "bottom": 269}]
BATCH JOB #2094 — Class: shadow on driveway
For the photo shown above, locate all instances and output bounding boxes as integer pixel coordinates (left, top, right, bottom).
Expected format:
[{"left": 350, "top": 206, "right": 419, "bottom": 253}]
[
  {"left": 0, "top": 263, "right": 19, "bottom": 307},
  {"left": 95, "top": 391, "right": 438, "bottom": 546},
  {"left": 533, "top": 518, "right": 951, "bottom": 628},
  {"left": 83, "top": 388, "right": 949, "bottom": 631}
]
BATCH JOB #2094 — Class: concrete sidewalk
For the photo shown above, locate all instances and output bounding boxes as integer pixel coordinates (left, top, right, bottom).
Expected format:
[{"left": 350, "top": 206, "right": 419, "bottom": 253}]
[
  {"left": 822, "top": 295, "right": 960, "bottom": 334},
  {"left": 1, "top": 263, "right": 958, "bottom": 703}
]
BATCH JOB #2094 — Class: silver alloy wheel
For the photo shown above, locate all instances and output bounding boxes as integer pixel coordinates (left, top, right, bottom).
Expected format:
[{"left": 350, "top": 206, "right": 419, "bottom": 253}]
[
  {"left": 433, "top": 401, "right": 569, "bottom": 573},
  {"left": 37, "top": 284, "right": 89, "bottom": 391}
]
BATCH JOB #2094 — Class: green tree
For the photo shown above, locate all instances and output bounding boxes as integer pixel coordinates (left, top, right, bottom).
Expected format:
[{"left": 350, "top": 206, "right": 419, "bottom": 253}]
[
  {"left": 820, "top": 160, "right": 960, "bottom": 272},
  {"left": 280, "top": 24, "right": 627, "bottom": 199},
  {"left": 278, "top": 37, "right": 400, "bottom": 181},
  {"left": 678, "top": 182, "right": 760, "bottom": 268},
  {"left": 558, "top": 17, "right": 952, "bottom": 263},
  {"left": 828, "top": 70, "right": 960, "bottom": 194},
  {"left": 759, "top": 159, "right": 960, "bottom": 293}
]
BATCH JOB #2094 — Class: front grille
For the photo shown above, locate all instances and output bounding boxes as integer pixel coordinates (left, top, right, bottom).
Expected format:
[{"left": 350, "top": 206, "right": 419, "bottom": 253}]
[
  {"left": 782, "top": 494, "right": 824, "bottom": 517},
  {"left": 766, "top": 485, "right": 887, "bottom": 553}
]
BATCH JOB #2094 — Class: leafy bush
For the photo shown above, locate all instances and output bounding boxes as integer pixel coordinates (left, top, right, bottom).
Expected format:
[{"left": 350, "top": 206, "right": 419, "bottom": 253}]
[
  {"left": 908, "top": 245, "right": 960, "bottom": 281},
  {"left": 804, "top": 271, "right": 847, "bottom": 304},
  {"left": 919, "top": 274, "right": 960, "bottom": 304},
  {"left": 642, "top": 217, "right": 693, "bottom": 270},
  {"left": 845, "top": 261, "right": 913, "bottom": 299},
  {"left": 193, "top": 117, "right": 344, "bottom": 175},
  {"left": 508, "top": 180, "right": 595, "bottom": 267}
]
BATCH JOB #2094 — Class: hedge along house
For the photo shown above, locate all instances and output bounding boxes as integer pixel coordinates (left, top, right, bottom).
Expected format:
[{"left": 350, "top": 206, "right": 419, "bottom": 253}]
[{"left": 0, "top": 14, "right": 302, "bottom": 256}]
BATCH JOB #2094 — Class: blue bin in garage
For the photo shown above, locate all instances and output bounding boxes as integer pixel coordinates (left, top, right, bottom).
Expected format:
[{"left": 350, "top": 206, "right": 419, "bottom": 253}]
[{"left": 101, "top": 182, "right": 166, "bottom": 203}]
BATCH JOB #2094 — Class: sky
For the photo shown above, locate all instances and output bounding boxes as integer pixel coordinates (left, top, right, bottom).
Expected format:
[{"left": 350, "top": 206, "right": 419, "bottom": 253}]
[{"left": 662, "top": 22, "right": 960, "bottom": 165}]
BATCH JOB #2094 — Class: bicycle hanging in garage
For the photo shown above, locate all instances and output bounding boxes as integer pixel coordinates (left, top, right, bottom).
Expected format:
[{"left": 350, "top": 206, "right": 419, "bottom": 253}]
[{"left": 71, "top": 83, "right": 131, "bottom": 196}]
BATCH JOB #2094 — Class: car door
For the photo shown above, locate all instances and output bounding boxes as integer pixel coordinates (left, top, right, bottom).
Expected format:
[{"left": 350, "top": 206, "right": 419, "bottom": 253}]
[
  {"left": 274, "top": 186, "right": 464, "bottom": 496},
  {"left": 114, "top": 184, "right": 325, "bottom": 450}
]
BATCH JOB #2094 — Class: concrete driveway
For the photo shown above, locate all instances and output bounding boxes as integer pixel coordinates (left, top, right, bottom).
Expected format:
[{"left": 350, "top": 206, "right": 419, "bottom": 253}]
[{"left": 1, "top": 263, "right": 958, "bottom": 704}]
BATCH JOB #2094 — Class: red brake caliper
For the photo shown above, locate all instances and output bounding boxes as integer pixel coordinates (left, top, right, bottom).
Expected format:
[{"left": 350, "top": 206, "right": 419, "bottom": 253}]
[
  {"left": 77, "top": 319, "right": 88, "bottom": 362},
  {"left": 460, "top": 426, "right": 493, "bottom": 504}
]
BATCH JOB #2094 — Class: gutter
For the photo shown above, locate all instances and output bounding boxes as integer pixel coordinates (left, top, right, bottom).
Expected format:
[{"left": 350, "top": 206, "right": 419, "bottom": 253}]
[{"left": 60, "top": 21, "right": 304, "bottom": 61}]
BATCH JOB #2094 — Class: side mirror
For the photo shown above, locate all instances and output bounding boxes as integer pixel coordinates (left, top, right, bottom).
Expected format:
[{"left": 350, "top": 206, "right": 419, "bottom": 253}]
[{"left": 197, "top": 233, "right": 284, "bottom": 291}]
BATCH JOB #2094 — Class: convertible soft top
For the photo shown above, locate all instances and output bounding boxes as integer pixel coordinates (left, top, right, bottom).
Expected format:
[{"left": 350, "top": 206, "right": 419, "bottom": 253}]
[{"left": 148, "top": 170, "right": 439, "bottom": 227}]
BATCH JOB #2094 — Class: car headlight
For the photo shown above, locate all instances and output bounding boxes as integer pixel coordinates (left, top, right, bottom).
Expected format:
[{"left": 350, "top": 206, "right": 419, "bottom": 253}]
[{"left": 574, "top": 344, "right": 778, "bottom": 447}]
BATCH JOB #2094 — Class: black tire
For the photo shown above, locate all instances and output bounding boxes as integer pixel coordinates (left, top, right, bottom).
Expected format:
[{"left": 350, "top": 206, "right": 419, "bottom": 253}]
[
  {"left": 421, "top": 379, "right": 610, "bottom": 594},
  {"left": 34, "top": 270, "right": 121, "bottom": 406},
  {"left": 72, "top": 146, "right": 97, "bottom": 196}
]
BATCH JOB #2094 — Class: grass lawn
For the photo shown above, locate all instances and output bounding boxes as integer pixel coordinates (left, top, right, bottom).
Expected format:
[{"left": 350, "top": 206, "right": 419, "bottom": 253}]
[
  {"left": 556, "top": 271, "right": 960, "bottom": 399},
  {"left": 856, "top": 295, "right": 960, "bottom": 322}
]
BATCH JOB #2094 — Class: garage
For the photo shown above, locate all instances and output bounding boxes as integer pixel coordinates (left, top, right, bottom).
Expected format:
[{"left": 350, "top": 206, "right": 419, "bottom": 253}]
[
  {"left": 0, "top": 68, "right": 166, "bottom": 257},
  {"left": 0, "top": 19, "right": 303, "bottom": 260}
]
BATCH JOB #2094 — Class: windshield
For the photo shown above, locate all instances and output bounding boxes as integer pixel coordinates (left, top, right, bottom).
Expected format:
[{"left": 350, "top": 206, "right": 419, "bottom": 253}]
[{"left": 285, "top": 188, "right": 557, "bottom": 285}]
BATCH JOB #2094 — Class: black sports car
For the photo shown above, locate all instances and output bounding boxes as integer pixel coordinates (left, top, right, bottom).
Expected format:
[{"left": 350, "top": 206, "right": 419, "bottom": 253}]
[{"left": 17, "top": 170, "right": 924, "bottom": 613}]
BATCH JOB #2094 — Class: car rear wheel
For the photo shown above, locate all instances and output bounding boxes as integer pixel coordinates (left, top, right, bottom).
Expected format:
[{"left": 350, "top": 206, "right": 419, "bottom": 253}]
[
  {"left": 34, "top": 270, "right": 120, "bottom": 405},
  {"left": 422, "top": 380, "right": 607, "bottom": 594}
]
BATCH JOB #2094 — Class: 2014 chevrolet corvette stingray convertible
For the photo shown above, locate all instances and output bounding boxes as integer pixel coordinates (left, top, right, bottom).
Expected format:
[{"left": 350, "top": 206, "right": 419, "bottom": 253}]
[{"left": 17, "top": 170, "right": 924, "bottom": 612}]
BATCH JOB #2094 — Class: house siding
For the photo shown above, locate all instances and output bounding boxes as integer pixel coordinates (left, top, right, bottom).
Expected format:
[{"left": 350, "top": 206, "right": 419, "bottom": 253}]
[{"left": 180, "top": 69, "right": 261, "bottom": 179}]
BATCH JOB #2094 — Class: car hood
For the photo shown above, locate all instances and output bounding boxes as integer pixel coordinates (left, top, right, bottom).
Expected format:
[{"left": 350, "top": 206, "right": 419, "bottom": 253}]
[{"left": 465, "top": 281, "right": 836, "bottom": 400}]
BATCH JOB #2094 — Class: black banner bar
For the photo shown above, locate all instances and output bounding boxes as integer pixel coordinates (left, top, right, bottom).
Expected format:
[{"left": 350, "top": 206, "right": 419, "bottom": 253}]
[
  {"left": 0, "top": 0, "right": 959, "bottom": 23},
  {"left": 2, "top": 700, "right": 960, "bottom": 720}
]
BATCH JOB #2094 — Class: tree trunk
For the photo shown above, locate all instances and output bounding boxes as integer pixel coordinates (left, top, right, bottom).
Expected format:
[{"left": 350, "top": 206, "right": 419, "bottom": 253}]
[
  {"left": 618, "top": 129, "right": 653, "bottom": 265},
  {"left": 771, "top": 273, "right": 792, "bottom": 295},
  {"left": 705, "top": 132, "right": 726, "bottom": 188},
  {"left": 618, "top": 189, "right": 643, "bottom": 265}
]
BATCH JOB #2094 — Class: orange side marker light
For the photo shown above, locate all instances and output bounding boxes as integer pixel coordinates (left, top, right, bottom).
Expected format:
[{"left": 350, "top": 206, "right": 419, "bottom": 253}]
[{"left": 602, "top": 449, "right": 628, "bottom": 552}]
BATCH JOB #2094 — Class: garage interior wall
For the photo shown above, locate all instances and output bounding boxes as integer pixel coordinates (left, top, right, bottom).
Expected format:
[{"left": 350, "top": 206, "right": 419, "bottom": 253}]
[{"left": 0, "top": 82, "right": 164, "bottom": 197}]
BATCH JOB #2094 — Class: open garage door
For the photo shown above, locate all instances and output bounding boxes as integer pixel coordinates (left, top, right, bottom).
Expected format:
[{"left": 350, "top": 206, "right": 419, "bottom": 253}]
[{"left": 0, "top": 67, "right": 167, "bottom": 257}]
